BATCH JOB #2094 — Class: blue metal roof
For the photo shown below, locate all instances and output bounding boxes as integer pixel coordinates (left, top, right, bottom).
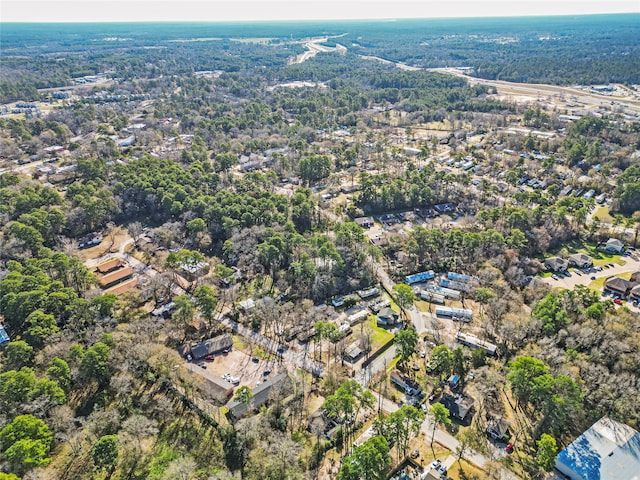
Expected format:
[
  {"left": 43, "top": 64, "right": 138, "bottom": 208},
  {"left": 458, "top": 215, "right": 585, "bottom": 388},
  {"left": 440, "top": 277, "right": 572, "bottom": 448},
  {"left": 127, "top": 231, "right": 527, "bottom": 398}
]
[{"left": 0, "top": 325, "right": 9, "bottom": 346}]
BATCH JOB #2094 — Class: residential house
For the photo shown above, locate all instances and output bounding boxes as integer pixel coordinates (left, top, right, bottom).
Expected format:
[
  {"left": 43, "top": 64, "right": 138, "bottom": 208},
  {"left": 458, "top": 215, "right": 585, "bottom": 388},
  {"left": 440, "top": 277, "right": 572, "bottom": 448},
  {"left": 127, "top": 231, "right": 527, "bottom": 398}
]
[
  {"left": 390, "top": 372, "right": 421, "bottom": 396},
  {"left": 227, "top": 372, "right": 292, "bottom": 420},
  {"left": 353, "top": 216, "right": 375, "bottom": 228},
  {"left": 191, "top": 334, "right": 233, "bottom": 359},
  {"left": 344, "top": 342, "right": 363, "bottom": 362},
  {"left": 568, "top": 253, "right": 593, "bottom": 269},
  {"left": 629, "top": 284, "right": 640, "bottom": 302},
  {"left": 605, "top": 238, "right": 624, "bottom": 254},
  {"left": 544, "top": 257, "right": 569, "bottom": 272},
  {"left": 604, "top": 276, "right": 634, "bottom": 297},
  {"left": 486, "top": 417, "right": 511, "bottom": 442},
  {"left": 441, "top": 393, "right": 474, "bottom": 422},
  {"left": 377, "top": 307, "right": 399, "bottom": 326},
  {"left": 555, "top": 417, "right": 640, "bottom": 480}
]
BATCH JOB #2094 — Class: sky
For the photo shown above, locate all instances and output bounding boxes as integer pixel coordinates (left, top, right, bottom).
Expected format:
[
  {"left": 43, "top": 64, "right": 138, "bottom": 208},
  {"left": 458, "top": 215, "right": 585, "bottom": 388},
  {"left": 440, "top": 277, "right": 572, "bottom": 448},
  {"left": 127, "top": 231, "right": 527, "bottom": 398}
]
[{"left": 2, "top": 0, "right": 639, "bottom": 23}]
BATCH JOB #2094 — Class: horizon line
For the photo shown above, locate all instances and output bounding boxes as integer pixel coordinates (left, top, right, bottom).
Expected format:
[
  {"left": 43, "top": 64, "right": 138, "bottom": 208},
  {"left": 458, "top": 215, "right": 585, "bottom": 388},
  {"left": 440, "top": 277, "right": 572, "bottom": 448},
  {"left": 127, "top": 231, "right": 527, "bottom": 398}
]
[{"left": 2, "top": 11, "right": 639, "bottom": 25}]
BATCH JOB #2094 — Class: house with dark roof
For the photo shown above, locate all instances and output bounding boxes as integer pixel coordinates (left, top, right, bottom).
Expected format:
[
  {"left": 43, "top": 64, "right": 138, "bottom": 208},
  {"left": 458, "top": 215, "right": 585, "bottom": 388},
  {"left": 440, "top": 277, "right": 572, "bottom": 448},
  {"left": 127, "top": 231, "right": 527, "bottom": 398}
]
[
  {"left": 354, "top": 217, "right": 375, "bottom": 228},
  {"left": 604, "top": 276, "right": 634, "bottom": 297},
  {"left": 555, "top": 417, "right": 640, "bottom": 480},
  {"left": 227, "top": 372, "right": 292, "bottom": 419},
  {"left": 630, "top": 284, "right": 640, "bottom": 301},
  {"left": 191, "top": 334, "right": 233, "bottom": 359},
  {"left": 544, "top": 257, "right": 569, "bottom": 272},
  {"left": 568, "top": 253, "right": 593, "bottom": 269},
  {"left": 441, "top": 393, "right": 474, "bottom": 422}
]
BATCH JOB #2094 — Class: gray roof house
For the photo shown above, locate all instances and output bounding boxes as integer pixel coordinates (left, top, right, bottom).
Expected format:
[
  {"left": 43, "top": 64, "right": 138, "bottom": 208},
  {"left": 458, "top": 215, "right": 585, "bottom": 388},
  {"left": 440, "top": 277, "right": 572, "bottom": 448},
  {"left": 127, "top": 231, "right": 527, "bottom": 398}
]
[
  {"left": 555, "top": 417, "right": 640, "bottom": 480},
  {"left": 227, "top": 372, "right": 292, "bottom": 419},
  {"left": 604, "top": 277, "right": 634, "bottom": 297},
  {"left": 191, "top": 334, "right": 233, "bottom": 359},
  {"left": 377, "top": 307, "right": 399, "bottom": 326},
  {"left": 441, "top": 393, "right": 474, "bottom": 422},
  {"left": 605, "top": 238, "right": 624, "bottom": 253},
  {"left": 544, "top": 257, "right": 569, "bottom": 272},
  {"left": 568, "top": 253, "right": 593, "bottom": 268}
]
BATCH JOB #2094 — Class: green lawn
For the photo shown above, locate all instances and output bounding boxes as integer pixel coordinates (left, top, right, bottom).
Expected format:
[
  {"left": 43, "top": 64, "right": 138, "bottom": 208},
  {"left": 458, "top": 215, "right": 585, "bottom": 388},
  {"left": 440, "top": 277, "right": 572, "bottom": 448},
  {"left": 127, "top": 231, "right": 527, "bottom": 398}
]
[
  {"left": 369, "top": 316, "right": 394, "bottom": 347},
  {"left": 593, "top": 205, "right": 615, "bottom": 224}
]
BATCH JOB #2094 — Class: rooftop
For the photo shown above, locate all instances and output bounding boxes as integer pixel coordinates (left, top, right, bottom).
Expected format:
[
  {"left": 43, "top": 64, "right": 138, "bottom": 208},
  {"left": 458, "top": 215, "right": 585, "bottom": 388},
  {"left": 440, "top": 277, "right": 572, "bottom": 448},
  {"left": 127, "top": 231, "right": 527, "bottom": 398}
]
[{"left": 556, "top": 417, "right": 640, "bottom": 480}]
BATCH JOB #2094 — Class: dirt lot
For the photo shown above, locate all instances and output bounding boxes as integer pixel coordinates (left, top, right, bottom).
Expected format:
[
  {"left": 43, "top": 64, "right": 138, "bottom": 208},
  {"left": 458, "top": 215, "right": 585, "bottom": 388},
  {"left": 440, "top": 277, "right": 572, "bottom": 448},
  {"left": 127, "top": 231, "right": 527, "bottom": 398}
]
[{"left": 192, "top": 349, "right": 284, "bottom": 391}]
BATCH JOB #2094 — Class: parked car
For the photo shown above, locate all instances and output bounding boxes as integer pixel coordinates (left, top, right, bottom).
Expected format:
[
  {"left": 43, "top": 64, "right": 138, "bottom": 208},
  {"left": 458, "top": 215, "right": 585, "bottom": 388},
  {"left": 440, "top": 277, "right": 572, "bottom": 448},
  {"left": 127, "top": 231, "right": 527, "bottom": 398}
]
[
  {"left": 551, "top": 274, "right": 559, "bottom": 280},
  {"left": 437, "top": 465, "right": 447, "bottom": 475},
  {"left": 430, "top": 459, "right": 441, "bottom": 470},
  {"left": 614, "top": 298, "right": 623, "bottom": 305},
  {"left": 252, "top": 357, "right": 259, "bottom": 363},
  {"left": 591, "top": 276, "right": 596, "bottom": 280},
  {"left": 505, "top": 443, "right": 514, "bottom": 454},
  {"left": 205, "top": 354, "right": 214, "bottom": 360}
]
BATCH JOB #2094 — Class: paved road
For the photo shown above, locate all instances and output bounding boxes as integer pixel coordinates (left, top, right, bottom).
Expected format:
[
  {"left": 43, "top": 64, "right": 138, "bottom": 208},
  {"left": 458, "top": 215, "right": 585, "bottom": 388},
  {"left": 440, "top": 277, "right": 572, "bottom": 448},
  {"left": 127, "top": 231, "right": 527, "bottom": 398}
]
[{"left": 370, "top": 390, "right": 518, "bottom": 480}]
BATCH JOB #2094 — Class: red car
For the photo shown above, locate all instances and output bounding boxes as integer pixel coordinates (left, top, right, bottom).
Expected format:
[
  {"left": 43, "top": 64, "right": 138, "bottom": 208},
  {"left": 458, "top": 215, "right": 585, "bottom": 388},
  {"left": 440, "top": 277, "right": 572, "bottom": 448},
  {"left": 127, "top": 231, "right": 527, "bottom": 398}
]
[
  {"left": 205, "top": 354, "right": 215, "bottom": 360},
  {"left": 614, "top": 298, "right": 623, "bottom": 305},
  {"left": 505, "top": 443, "right": 514, "bottom": 454}
]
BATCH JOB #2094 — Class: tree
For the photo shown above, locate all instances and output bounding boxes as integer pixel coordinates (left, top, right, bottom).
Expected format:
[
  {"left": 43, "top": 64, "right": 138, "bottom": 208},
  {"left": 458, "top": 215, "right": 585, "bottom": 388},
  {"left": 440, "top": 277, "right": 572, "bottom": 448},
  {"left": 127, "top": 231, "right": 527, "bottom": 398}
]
[
  {"left": 452, "top": 347, "right": 467, "bottom": 380},
  {"left": 80, "top": 342, "right": 111, "bottom": 387},
  {"left": 23, "top": 310, "right": 59, "bottom": 349},
  {"left": 0, "top": 414, "right": 52, "bottom": 471},
  {"left": 323, "top": 380, "right": 375, "bottom": 453},
  {"left": 4, "top": 341, "right": 35, "bottom": 369},
  {"left": 392, "top": 283, "right": 415, "bottom": 317},
  {"left": 375, "top": 405, "right": 424, "bottom": 461},
  {"left": 91, "top": 435, "right": 119, "bottom": 472},
  {"left": 172, "top": 295, "right": 196, "bottom": 337},
  {"left": 536, "top": 433, "right": 558, "bottom": 471},
  {"left": 338, "top": 435, "right": 390, "bottom": 480},
  {"left": 194, "top": 285, "right": 218, "bottom": 328},
  {"left": 506, "top": 356, "right": 549, "bottom": 406},
  {"left": 429, "top": 403, "right": 451, "bottom": 453},
  {"left": 429, "top": 345, "right": 453, "bottom": 380},
  {"left": 234, "top": 386, "right": 253, "bottom": 408},
  {"left": 395, "top": 327, "right": 418, "bottom": 366}
]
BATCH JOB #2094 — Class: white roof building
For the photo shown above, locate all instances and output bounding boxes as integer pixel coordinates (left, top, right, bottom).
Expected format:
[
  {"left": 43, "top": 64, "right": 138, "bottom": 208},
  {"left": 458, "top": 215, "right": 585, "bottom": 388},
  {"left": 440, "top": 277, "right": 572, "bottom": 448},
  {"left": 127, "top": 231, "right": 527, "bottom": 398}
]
[{"left": 555, "top": 417, "right": 640, "bottom": 480}]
